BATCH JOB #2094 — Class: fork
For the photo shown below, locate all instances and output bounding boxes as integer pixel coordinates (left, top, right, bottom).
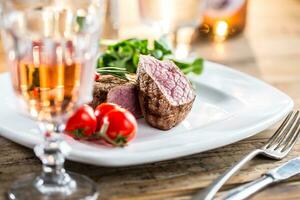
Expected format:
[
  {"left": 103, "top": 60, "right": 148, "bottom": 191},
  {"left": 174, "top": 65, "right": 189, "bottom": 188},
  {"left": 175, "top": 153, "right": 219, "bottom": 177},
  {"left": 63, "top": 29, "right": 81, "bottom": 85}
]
[{"left": 192, "top": 110, "right": 300, "bottom": 200}]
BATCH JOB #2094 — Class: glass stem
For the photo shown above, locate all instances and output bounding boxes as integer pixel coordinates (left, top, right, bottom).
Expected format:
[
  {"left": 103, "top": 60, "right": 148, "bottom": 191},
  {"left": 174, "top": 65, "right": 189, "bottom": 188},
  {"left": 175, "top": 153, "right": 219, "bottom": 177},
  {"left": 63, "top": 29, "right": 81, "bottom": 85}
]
[{"left": 34, "top": 122, "right": 74, "bottom": 190}]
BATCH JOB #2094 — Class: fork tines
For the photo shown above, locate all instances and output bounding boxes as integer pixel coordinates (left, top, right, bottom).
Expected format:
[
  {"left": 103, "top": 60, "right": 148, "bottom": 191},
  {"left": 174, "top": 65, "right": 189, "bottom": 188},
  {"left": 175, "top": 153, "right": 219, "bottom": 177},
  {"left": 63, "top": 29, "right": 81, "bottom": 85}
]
[{"left": 264, "top": 111, "right": 300, "bottom": 152}]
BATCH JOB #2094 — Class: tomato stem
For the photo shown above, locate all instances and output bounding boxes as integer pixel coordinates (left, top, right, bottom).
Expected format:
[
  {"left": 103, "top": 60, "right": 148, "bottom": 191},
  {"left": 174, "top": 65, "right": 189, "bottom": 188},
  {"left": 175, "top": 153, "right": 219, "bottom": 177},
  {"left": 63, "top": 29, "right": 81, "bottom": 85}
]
[{"left": 96, "top": 120, "right": 127, "bottom": 147}]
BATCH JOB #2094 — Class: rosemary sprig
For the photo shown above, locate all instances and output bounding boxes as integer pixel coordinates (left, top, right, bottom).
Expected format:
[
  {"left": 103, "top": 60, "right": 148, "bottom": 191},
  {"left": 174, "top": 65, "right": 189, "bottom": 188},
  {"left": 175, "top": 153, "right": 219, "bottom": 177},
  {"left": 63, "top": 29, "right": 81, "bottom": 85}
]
[{"left": 97, "top": 67, "right": 129, "bottom": 80}]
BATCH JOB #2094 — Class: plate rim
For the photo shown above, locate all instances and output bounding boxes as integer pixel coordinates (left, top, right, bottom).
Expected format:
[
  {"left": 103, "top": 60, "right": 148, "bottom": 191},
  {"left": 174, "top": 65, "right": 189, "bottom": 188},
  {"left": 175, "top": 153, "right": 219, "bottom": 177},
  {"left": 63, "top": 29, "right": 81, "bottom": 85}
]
[{"left": 0, "top": 61, "right": 294, "bottom": 166}]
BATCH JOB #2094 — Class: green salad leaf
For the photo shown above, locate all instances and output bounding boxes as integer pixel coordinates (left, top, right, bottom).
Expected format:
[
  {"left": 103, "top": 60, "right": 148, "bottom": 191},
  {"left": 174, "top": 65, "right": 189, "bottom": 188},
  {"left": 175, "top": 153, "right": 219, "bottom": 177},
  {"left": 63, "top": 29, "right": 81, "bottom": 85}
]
[
  {"left": 97, "top": 38, "right": 203, "bottom": 79},
  {"left": 173, "top": 58, "right": 204, "bottom": 75}
]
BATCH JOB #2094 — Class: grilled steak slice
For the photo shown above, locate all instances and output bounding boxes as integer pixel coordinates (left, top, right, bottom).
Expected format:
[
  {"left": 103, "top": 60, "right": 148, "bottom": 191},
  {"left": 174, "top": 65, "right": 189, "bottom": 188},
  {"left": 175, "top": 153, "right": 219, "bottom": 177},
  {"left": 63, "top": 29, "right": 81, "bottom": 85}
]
[
  {"left": 90, "top": 75, "right": 142, "bottom": 118},
  {"left": 137, "top": 55, "right": 196, "bottom": 130}
]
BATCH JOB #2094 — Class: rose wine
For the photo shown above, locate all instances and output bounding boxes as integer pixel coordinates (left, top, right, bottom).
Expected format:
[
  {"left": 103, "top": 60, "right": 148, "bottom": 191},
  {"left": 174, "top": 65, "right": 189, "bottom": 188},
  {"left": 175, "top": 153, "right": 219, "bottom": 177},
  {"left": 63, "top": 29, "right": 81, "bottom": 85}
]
[
  {"left": 10, "top": 42, "right": 84, "bottom": 121},
  {"left": 1, "top": 0, "right": 104, "bottom": 198}
]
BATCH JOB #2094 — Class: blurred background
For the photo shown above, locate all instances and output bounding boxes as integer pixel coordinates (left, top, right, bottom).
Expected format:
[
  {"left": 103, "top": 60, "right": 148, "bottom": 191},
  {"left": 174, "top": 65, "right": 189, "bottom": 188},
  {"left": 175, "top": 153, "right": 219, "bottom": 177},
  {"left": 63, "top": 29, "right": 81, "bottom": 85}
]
[{"left": 1, "top": 0, "right": 300, "bottom": 97}]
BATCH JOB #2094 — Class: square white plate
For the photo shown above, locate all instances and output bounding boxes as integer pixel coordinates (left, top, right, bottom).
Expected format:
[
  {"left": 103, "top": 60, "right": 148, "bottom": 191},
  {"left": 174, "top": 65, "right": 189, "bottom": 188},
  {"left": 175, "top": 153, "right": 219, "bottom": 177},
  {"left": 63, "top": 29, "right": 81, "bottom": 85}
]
[{"left": 0, "top": 61, "right": 293, "bottom": 167}]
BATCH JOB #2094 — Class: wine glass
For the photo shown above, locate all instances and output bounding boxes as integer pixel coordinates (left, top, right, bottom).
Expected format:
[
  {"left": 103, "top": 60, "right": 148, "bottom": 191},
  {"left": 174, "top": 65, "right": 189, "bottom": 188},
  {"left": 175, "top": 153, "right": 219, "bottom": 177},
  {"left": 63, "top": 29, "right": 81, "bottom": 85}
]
[
  {"left": 0, "top": 0, "right": 105, "bottom": 199},
  {"left": 138, "top": 0, "right": 203, "bottom": 59}
]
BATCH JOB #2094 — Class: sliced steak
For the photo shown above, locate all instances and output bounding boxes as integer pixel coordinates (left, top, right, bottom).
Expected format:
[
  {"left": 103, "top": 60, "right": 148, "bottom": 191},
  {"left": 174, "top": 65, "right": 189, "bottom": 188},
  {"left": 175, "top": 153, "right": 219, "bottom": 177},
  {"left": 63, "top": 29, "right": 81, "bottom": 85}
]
[
  {"left": 90, "top": 75, "right": 142, "bottom": 118},
  {"left": 137, "top": 55, "right": 196, "bottom": 130}
]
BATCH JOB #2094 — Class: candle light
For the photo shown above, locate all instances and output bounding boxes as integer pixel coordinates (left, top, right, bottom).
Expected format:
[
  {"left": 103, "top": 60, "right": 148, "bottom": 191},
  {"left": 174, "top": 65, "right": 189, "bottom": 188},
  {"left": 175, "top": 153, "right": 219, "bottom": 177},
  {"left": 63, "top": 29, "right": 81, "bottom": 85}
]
[
  {"left": 214, "top": 20, "right": 228, "bottom": 42},
  {"left": 200, "top": 0, "right": 247, "bottom": 41}
]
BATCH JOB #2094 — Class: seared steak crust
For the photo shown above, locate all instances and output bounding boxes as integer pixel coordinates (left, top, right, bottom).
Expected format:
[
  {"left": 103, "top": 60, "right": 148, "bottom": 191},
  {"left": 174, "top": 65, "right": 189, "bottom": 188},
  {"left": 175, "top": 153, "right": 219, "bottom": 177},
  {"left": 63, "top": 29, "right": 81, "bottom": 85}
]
[
  {"left": 137, "top": 55, "right": 195, "bottom": 130},
  {"left": 91, "top": 75, "right": 142, "bottom": 118},
  {"left": 90, "top": 75, "right": 128, "bottom": 108}
]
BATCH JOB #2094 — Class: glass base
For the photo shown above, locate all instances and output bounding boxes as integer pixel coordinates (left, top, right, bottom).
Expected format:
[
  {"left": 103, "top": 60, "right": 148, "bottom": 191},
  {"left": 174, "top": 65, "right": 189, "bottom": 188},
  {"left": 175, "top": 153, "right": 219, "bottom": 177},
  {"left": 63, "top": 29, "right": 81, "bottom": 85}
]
[{"left": 8, "top": 172, "right": 99, "bottom": 200}]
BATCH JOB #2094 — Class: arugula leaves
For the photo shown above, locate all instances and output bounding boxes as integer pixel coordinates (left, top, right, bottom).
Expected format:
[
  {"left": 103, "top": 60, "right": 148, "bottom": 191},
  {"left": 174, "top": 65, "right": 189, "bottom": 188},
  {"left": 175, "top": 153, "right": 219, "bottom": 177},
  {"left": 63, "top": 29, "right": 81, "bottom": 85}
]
[
  {"left": 173, "top": 58, "right": 204, "bottom": 75},
  {"left": 97, "top": 38, "right": 203, "bottom": 78}
]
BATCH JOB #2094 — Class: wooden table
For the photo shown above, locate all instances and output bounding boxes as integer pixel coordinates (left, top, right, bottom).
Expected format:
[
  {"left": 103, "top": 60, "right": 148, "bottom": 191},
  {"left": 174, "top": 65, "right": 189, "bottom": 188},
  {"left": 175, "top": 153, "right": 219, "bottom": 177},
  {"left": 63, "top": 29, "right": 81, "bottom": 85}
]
[{"left": 1, "top": 0, "right": 300, "bottom": 199}]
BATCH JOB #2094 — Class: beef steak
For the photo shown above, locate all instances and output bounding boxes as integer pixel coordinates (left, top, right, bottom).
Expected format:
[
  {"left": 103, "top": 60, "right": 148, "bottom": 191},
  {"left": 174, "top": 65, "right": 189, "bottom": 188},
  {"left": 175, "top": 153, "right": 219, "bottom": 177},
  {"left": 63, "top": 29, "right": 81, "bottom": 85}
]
[
  {"left": 91, "top": 75, "right": 142, "bottom": 118},
  {"left": 137, "top": 55, "right": 196, "bottom": 130}
]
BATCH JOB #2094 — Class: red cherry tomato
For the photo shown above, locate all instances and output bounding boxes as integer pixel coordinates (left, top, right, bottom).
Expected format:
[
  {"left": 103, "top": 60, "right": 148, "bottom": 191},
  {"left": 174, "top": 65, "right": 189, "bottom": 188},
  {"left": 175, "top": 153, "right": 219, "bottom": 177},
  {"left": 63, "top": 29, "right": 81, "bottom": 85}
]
[
  {"left": 94, "top": 72, "right": 101, "bottom": 81},
  {"left": 94, "top": 103, "right": 120, "bottom": 131},
  {"left": 99, "top": 109, "right": 137, "bottom": 147},
  {"left": 65, "top": 105, "right": 97, "bottom": 138}
]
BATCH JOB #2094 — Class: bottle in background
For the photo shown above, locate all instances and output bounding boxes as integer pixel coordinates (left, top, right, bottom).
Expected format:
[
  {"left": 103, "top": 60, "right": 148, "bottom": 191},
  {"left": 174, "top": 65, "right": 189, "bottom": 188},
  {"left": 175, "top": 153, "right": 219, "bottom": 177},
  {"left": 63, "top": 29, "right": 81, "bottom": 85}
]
[{"left": 200, "top": 0, "right": 247, "bottom": 41}]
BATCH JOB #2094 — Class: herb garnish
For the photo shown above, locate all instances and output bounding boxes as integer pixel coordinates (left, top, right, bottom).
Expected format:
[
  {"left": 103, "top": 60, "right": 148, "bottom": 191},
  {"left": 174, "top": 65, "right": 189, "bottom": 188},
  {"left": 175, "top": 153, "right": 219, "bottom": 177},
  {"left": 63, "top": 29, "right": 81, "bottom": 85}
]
[
  {"left": 97, "top": 66, "right": 129, "bottom": 80},
  {"left": 97, "top": 37, "right": 203, "bottom": 79}
]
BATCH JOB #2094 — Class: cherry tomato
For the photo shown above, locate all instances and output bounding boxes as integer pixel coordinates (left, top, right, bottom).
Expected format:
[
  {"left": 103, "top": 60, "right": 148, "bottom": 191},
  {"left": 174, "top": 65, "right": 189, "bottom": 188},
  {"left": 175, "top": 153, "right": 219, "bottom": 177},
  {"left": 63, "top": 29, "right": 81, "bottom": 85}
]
[
  {"left": 65, "top": 105, "right": 97, "bottom": 138},
  {"left": 94, "top": 72, "right": 101, "bottom": 81},
  {"left": 98, "top": 109, "right": 137, "bottom": 147},
  {"left": 94, "top": 103, "right": 120, "bottom": 131}
]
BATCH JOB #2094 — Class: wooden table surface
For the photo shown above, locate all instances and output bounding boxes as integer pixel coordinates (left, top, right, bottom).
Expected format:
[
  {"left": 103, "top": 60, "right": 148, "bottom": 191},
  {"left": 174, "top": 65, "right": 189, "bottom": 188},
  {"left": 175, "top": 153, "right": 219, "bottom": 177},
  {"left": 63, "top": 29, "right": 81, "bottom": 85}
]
[{"left": 1, "top": 0, "right": 300, "bottom": 199}]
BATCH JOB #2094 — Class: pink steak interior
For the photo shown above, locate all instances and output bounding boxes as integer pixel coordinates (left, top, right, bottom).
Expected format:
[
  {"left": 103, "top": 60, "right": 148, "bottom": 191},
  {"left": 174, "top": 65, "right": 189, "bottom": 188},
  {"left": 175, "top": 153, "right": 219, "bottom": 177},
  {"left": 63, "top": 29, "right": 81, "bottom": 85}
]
[{"left": 139, "top": 55, "right": 195, "bottom": 106}]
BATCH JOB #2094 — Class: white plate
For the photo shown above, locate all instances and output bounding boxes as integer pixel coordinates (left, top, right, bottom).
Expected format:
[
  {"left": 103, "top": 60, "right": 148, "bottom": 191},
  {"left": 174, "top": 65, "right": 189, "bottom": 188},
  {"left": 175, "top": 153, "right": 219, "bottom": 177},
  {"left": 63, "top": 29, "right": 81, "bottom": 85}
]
[{"left": 0, "top": 61, "right": 293, "bottom": 167}]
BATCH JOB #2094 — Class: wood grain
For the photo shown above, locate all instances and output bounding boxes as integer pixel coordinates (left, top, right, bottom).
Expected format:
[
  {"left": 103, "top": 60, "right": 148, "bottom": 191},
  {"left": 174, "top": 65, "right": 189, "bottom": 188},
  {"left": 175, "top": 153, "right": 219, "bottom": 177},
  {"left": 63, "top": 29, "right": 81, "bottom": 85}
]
[{"left": 1, "top": 0, "right": 300, "bottom": 199}]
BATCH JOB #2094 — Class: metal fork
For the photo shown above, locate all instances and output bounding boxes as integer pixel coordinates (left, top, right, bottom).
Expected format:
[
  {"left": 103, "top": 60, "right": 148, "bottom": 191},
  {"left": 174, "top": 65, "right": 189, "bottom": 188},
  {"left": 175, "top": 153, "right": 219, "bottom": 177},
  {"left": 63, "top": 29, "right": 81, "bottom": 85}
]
[{"left": 192, "top": 110, "right": 300, "bottom": 200}]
